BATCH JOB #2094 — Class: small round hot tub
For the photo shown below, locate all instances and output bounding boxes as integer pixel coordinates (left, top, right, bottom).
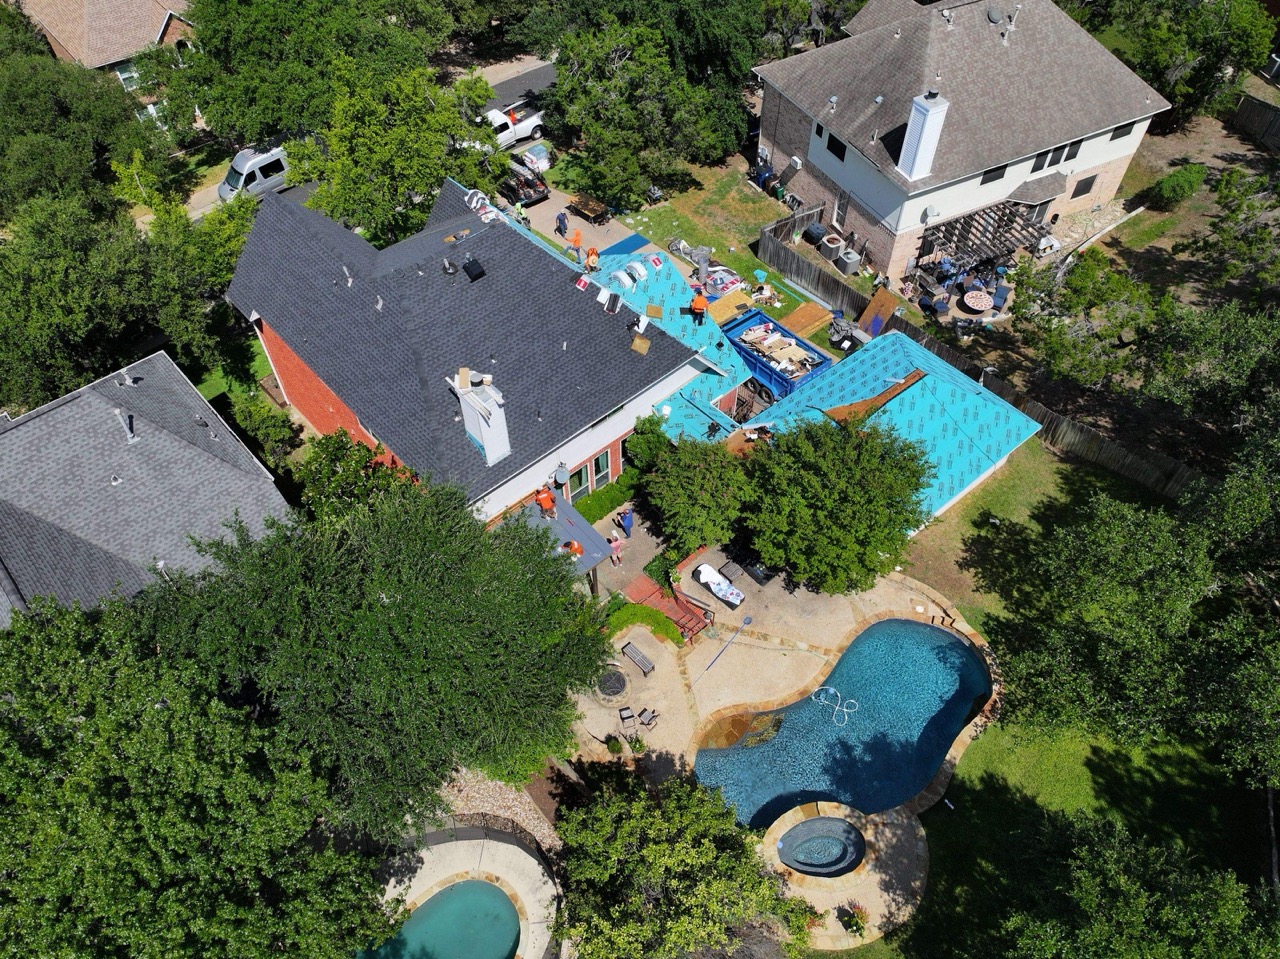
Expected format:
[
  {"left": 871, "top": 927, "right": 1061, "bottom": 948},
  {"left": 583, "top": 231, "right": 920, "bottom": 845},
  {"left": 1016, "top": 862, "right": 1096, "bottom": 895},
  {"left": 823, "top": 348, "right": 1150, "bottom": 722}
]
[{"left": 777, "top": 816, "right": 866, "bottom": 877}]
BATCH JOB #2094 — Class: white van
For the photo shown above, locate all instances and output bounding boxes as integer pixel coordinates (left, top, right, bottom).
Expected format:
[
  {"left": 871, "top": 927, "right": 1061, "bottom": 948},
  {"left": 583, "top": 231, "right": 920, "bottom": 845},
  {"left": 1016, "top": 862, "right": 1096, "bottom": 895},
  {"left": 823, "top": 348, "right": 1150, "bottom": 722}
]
[
  {"left": 218, "top": 146, "right": 289, "bottom": 202},
  {"left": 481, "top": 101, "right": 544, "bottom": 150}
]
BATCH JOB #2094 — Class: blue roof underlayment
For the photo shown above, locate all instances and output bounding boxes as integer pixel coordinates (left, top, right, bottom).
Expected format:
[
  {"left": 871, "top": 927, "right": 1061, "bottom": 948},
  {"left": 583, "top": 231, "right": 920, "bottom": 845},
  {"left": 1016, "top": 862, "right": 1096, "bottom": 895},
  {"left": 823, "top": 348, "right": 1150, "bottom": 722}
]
[
  {"left": 746, "top": 332, "right": 1041, "bottom": 516},
  {"left": 595, "top": 251, "right": 750, "bottom": 442}
]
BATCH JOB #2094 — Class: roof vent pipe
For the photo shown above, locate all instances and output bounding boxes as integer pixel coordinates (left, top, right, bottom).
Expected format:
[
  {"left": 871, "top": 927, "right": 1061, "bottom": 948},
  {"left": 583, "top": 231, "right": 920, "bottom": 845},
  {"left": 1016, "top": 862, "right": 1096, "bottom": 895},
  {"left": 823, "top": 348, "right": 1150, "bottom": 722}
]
[
  {"left": 342, "top": 265, "right": 352, "bottom": 287},
  {"left": 113, "top": 408, "right": 139, "bottom": 445},
  {"left": 897, "top": 89, "right": 950, "bottom": 181}
]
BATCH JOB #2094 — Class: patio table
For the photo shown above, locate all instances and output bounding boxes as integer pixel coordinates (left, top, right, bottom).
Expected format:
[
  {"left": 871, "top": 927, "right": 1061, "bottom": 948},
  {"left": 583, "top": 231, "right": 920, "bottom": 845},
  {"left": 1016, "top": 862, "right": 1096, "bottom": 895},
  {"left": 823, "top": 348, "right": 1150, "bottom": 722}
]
[{"left": 963, "top": 289, "right": 993, "bottom": 312}]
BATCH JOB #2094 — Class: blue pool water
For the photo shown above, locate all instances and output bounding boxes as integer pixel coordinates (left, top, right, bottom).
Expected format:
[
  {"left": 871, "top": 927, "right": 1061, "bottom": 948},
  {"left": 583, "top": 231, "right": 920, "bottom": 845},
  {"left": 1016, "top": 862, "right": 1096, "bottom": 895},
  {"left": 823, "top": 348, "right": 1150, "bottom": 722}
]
[
  {"left": 365, "top": 880, "right": 519, "bottom": 959},
  {"left": 695, "top": 619, "right": 991, "bottom": 827}
]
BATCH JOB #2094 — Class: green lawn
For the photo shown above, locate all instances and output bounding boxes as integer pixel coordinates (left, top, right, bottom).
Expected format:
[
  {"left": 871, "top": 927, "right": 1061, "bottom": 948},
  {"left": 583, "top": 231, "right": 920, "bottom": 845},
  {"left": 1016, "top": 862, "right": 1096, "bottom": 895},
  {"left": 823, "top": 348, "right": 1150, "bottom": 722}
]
[
  {"left": 194, "top": 333, "right": 272, "bottom": 401},
  {"left": 903, "top": 437, "right": 1163, "bottom": 636},
  {"left": 812, "top": 723, "right": 1260, "bottom": 959}
]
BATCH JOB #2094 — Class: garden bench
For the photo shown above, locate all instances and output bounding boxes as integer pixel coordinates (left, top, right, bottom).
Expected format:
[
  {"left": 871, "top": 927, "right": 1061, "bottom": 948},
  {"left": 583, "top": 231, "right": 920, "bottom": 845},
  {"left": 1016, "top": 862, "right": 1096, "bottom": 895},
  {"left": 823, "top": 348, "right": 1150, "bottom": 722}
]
[{"left": 621, "top": 642, "right": 655, "bottom": 676}]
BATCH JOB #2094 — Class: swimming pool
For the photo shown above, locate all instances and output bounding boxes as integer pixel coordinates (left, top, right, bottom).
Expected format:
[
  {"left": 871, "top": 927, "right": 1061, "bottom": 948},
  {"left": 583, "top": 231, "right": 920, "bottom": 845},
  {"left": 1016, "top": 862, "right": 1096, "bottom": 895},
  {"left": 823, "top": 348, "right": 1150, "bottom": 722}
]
[
  {"left": 695, "top": 619, "right": 991, "bottom": 827},
  {"left": 365, "top": 880, "right": 520, "bottom": 959}
]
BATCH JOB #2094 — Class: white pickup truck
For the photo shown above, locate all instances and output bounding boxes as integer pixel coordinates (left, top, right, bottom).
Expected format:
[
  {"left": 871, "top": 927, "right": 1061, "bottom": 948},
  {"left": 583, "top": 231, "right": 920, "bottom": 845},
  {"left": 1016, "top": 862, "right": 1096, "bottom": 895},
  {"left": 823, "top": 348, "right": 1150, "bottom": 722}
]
[{"left": 481, "top": 101, "right": 544, "bottom": 149}]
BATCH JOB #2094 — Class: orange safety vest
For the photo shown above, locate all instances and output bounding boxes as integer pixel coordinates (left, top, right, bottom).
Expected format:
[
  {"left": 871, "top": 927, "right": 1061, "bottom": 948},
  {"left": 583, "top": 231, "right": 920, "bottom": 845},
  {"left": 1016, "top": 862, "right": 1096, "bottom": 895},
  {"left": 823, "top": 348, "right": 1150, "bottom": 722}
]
[{"left": 691, "top": 294, "right": 709, "bottom": 313}]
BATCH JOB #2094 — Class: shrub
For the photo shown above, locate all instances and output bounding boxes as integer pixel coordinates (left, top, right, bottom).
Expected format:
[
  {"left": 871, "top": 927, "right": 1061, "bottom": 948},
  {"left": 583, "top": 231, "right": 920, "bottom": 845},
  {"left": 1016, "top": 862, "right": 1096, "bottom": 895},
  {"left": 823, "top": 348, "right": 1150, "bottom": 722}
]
[
  {"left": 229, "top": 391, "right": 299, "bottom": 468},
  {"left": 627, "top": 735, "right": 647, "bottom": 753},
  {"left": 1147, "top": 164, "right": 1207, "bottom": 211},
  {"left": 575, "top": 467, "right": 639, "bottom": 523},
  {"left": 605, "top": 736, "right": 624, "bottom": 755},
  {"left": 643, "top": 548, "right": 682, "bottom": 590},
  {"left": 606, "top": 602, "right": 683, "bottom": 645}
]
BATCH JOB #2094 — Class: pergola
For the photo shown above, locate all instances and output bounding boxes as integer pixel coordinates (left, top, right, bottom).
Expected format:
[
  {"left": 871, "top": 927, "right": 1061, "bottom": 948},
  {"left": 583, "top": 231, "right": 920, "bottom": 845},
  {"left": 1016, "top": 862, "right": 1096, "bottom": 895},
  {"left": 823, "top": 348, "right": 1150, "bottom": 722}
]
[{"left": 921, "top": 201, "right": 1048, "bottom": 269}]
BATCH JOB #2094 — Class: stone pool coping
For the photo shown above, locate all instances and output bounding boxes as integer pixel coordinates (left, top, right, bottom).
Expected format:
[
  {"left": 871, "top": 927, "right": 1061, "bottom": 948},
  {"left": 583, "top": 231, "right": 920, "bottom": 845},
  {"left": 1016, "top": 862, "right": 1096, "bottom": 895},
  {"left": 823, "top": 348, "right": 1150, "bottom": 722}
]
[
  {"left": 384, "top": 829, "right": 559, "bottom": 959},
  {"left": 685, "top": 575, "right": 1002, "bottom": 816},
  {"left": 760, "top": 800, "right": 927, "bottom": 949}
]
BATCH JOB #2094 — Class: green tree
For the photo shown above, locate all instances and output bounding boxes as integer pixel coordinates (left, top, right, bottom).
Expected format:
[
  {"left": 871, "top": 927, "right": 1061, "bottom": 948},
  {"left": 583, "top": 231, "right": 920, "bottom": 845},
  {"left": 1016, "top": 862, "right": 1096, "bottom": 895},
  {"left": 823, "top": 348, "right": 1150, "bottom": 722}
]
[
  {"left": 624, "top": 413, "right": 676, "bottom": 472},
  {"left": 1010, "top": 247, "right": 1152, "bottom": 388},
  {"left": 159, "top": 483, "right": 607, "bottom": 838},
  {"left": 138, "top": 0, "right": 454, "bottom": 143},
  {"left": 293, "top": 428, "right": 417, "bottom": 522},
  {"left": 0, "top": 3, "right": 48, "bottom": 57},
  {"left": 992, "top": 494, "right": 1216, "bottom": 737},
  {"left": 286, "top": 64, "right": 500, "bottom": 245},
  {"left": 1125, "top": 0, "right": 1275, "bottom": 130},
  {"left": 1136, "top": 298, "right": 1280, "bottom": 427},
  {"left": 1004, "top": 817, "right": 1280, "bottom": 958},
  {"left": 0, "top": 196, "right": 156, "bottom": 409},
  {"left": 744, "top": 417, "right": 931, "bottom": 593},
  {"left": 0, "top": 48, "right": 162, "bottom": 219},
  {"left": 0, "top": 599, "right": 390, "bottom": 959},
  {"left": 229, "top": 391, "right": 300, "bottom": 469},
  {"left": 1177, "top": 167, "right": 1280, "bottom": 291},
  {"left": 555, "top": 776, "right": 815, "bottom": 959},
  {"left": 644, "top": 437, "right": 752, "bottom": 554}
]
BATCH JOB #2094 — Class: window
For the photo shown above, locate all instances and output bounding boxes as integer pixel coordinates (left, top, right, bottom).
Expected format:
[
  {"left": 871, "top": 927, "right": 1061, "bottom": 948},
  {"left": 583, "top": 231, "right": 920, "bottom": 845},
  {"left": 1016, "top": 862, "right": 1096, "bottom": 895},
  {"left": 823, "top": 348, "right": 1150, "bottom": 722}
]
[
  {"left": 826, "top": 133, "right": 847, "bottom": 162},
  {"left": 1031, "top": 150, "right": 1049, "bottom": 173},
  {"left": 242, "top": 169, "right": 258, "bottom": 188},
  {"left": 815, "top": 122, "right": 824, "bottom": 140},
  {"left": 980, "top": 164, "right": 1007, "bottom": 184},
  {"left": 1028, "top": 199, "right": 1052, "bottom": 223},
  {"left": 833, "top": 192, "right": 850, "bottom": 230},
  {"left": 1110, "top": 121, "right": 1136, "bottom": 140},
  {"left": 593, "top": 449, "right": 611, "bottom": 487},
  {"left": 1071, "top": 175, "right": 1097, "bottom": 199},
  {"left": 1065, "top": 138, "right": 1082, "bottom": 160},
  {"left": 115, "top": 61, "right": 139, "bottom": 90},
  {"left": 135, "top": 103, "right": 163, "bottom": 126},
  {"left": 1049, "top": 144, "right": 1066, "bottom": 166},
  {"left": 568, "top": 464, "right": 589, "bottom": 503},
  {"left": 258, "top": 158, "right": 285, "bottom": 178}
]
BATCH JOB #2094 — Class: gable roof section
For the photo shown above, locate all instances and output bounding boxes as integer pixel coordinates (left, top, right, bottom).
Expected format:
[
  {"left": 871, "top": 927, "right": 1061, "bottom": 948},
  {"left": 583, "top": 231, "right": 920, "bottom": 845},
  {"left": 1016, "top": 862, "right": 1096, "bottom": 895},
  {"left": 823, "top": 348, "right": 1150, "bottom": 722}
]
[
  {"left": 0, "top": 352, "right": 288, "bottom": 628},
  {"left": 228, "top": 183, "right": 698, "bottom": 501},
  {"left": 746, "top": 332, "right": 1039, "bottom": 516},
  {"left": 756, "top": 0, "right": 1169, "bottom": 193},
  {"left": 23, "top": 0, "right": 188, "bottom": 68}
]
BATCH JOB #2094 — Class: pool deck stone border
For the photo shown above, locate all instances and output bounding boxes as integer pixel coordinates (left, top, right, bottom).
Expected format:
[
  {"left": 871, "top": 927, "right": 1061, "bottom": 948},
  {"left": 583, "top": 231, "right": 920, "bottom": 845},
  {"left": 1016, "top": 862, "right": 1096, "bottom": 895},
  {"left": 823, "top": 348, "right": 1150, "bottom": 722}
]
[{"left": 384, "top": 829, "right": 559, "bottom": 959}]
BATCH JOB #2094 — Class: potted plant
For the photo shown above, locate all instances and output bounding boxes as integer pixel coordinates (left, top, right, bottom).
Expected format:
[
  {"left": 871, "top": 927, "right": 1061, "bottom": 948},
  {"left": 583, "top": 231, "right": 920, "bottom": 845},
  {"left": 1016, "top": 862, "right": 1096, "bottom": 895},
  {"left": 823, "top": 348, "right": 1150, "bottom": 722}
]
[{"left": 838, "top": 904, "right": 869, "bottom": 938}]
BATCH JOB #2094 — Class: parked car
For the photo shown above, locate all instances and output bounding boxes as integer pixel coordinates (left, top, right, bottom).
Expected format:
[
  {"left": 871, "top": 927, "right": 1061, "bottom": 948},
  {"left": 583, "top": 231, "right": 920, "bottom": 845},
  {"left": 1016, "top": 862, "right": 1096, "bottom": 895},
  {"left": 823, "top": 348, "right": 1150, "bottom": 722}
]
[
  {"left": 498, "top": 162, "right": 550, "bottom": 207},
  {"left": 218, "top": 146, "right": 289, "bottom": 202},
  {"left": 480, "top": 101, "right": 544, "bottom": 150}
]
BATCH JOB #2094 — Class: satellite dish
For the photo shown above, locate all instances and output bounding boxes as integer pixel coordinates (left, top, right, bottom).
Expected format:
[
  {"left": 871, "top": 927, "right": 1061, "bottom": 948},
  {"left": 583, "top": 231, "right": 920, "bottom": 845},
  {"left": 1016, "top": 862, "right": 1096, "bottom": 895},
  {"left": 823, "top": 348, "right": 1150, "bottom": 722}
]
[{"left": 553, "top": 467, "right": 570, "bottom": 486}]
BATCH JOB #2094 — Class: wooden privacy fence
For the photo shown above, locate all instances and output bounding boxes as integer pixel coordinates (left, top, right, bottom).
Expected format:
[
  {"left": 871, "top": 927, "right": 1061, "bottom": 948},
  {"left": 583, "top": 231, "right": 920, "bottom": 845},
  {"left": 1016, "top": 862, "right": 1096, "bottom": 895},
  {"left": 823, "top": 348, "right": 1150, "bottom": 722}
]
[
  {"left": 881, "top": 316, "right": 1200, "bottom": 500},
  {"left": 1233, "top": 94, "right": 1280, "bottom": 152},
  {"left": 758, "top": 208, "right": 871, "bottom": 319}
]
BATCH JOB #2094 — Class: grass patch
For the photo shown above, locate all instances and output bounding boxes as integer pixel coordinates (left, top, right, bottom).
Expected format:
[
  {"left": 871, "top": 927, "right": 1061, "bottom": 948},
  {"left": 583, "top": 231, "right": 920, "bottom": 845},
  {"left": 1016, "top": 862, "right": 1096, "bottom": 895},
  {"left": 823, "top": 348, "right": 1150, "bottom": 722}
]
[
  {"left": 606, "top": 603, "right": 682, "bottom": 645},
  {"left": 809, "top": 723, "right": 1260, "bottom": 959},
  {"left": 195, "top": 334, "right": 272, "bottom": 402},
  {"left": 575, "top": 468, "right": 639, "bottom": 523},
  {"left": 904, "top": 437, "right": 1162, "bottom": 636},
  {"left": 1109, "top": 209, "right": 1176, "bottom": 250}
]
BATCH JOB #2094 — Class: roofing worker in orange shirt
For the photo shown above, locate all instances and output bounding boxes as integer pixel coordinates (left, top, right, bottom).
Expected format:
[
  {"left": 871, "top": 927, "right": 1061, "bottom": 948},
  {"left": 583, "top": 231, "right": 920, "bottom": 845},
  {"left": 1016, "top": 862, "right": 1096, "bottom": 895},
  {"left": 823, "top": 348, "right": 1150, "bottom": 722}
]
[
  {"left": 507, "top": 108, "right": 518, "bottom": 125},
  {"left": 560, "top": 540, "right": 584, "bottom": 557},
  {"left": 690, "top": 289, "right": 709, "bottom": 326},
  {"left": 535, "top": 485, "right": 557, "bottom": 519}
]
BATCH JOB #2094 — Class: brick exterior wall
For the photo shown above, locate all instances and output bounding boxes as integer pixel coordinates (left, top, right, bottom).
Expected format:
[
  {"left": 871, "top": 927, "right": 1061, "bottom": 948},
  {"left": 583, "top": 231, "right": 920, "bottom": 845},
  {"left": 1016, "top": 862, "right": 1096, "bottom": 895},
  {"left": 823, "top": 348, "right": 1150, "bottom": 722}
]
[
  {"left": 256, "top": 320, "right": 381, "bottom": 450},
  {"left": 761, "top": 83, "right": 1144, "bottom": 281},
  {"left": 158, "top": 14, "right": 191, "bottom": 46}
]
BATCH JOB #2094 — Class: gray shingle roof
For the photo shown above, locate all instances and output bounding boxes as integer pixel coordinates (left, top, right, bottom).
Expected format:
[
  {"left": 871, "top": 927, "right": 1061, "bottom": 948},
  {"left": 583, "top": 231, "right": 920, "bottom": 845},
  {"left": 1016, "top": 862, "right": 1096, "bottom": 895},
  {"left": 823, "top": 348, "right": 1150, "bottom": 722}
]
[
  {"left": 756, "top": 0, "right": 1170, "bottom": 193},
  {"left": 0, "top": 352, "right": 289, "bottom": 628},
  {"left": 1008, "top": 171, "right": 1067, "bottom": 204},
  {"left": 227, "top": 182, "right": 698, "bottom": 501}
]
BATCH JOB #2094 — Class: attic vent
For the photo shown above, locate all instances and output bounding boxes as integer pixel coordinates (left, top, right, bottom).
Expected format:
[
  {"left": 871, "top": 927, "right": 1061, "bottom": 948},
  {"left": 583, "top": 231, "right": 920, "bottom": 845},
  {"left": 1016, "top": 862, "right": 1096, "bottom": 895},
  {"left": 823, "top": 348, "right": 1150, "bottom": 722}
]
[
  {"left": 116, "top": 373, "right": 138, "bottom": 388},
  {"left": 443, "top": 258, "right": 459, "bottom": 276},
  {"left": 110, "top": 475, "right": 122, "bottom": 486},
  {"left": 462, "top": 255, "right": 485, "bottom": 282},
  {"left": 987, "top": 5, "right": 1002, "bottom": 23}
]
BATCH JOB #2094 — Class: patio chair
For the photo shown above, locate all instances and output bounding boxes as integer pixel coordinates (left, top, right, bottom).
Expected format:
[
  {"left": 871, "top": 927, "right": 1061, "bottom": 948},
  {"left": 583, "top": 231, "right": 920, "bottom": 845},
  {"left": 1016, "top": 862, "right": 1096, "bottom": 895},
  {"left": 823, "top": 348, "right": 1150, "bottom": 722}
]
[
  {"left": 619, "top": 706, "right": 637, "bottom": 731},
  {"left": 991, "top": 285, "right": 1011, "bottom": 311},
  {"left": 639, "top": 708, "right": 659, "bottom": 728}
]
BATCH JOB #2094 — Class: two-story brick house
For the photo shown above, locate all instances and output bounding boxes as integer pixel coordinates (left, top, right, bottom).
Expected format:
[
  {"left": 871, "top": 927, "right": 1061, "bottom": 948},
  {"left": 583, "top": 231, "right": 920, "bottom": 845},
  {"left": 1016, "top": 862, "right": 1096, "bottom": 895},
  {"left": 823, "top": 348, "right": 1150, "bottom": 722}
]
[{"left": 755, "top": 0, "right": 1170, "bottom": 279}]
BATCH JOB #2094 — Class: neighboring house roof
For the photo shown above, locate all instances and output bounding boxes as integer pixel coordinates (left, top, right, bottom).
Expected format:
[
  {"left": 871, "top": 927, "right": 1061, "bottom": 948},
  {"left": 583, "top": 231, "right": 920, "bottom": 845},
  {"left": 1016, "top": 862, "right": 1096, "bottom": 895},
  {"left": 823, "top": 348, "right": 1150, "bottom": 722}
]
[
  {"left": 21, "top": 0, "right": 188, "bottom": 68},
  {"left": 227, "top": 182, "right": 698, "bottom": 501},
  {"left": 746, "top": 331, "right": 1040, "bottom": 516},
  {"left": 0, "top": 352, "right": 289, "bottom": 629},
  {"left": 756, "top": 0, "right": 1169, "bottom": 193}
]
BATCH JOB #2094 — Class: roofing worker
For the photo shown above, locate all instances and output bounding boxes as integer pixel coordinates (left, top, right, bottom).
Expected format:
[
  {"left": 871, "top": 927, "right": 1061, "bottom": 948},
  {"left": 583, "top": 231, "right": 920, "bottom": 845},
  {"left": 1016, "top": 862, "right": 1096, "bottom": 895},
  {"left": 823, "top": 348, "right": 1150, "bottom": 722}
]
[
  {"left": 507, "top": 108, "right": 518, "bottom": 125},
  {"left": 560, "top": 540, "right": 584, "bottom": 557},
  {"left": 535, "top": 485, "right": 557, "bottom": 519},
  {"left": 584, "top": 247, "right": 600, "bottom": 272},
  {"left": 690, "top": 289, "right": 709, "bottom": 326},
  {"left": 564, "top": 228, "right": 583, "bottom": 263}
]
